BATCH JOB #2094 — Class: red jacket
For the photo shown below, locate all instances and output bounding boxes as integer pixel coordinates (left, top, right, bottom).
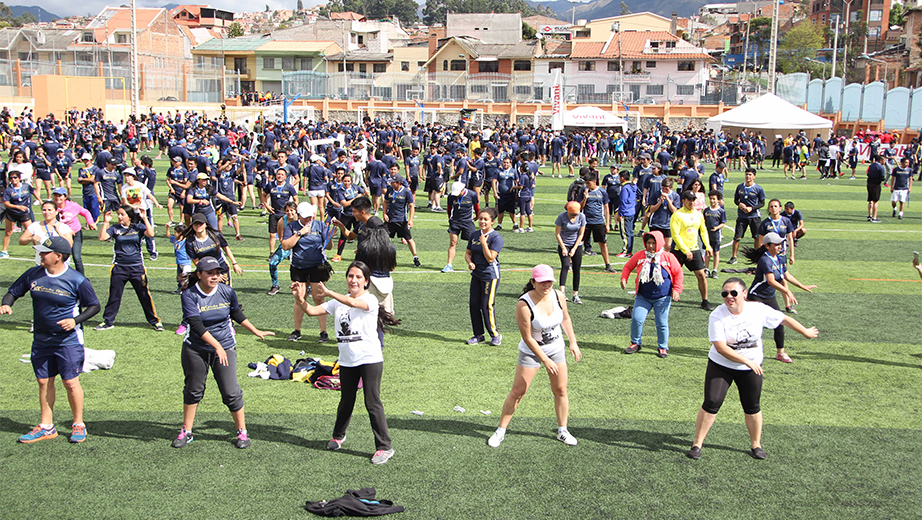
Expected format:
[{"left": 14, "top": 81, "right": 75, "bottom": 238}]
[{"left": 620, "top": 230, "right": 685, "bottom": 295}]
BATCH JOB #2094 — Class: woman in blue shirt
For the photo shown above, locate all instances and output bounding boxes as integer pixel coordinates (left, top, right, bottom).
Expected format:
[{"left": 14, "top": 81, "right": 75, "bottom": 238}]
[
  {"left": 172, "top": 257, "right": 274, "bottom": 449},
  {"left": 554, "top": 201, "right": 586, "bottom": 304},
  {"left": 185, "top": 172, "right": 218, "bottom": 230},
  {"left": 281, "top": 202, "right": 333, "bottom": 343},
  {"left": 465, "top": 207, "right": 503, "bottom": 345},
  {"left": 742, "top": 232, "right": 816, "bottom": 363}
]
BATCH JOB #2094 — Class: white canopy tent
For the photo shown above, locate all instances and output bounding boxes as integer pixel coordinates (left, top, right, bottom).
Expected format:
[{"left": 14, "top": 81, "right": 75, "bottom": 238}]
[
  {"left": 706, "top": 93, "right": 833, "bottom": 138},
  {"left": 563, "top": 106, "right": 628, "bottom": 129}
]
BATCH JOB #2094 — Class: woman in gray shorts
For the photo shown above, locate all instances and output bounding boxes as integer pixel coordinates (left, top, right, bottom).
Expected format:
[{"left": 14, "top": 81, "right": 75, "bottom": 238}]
[{"left": 487, "top": 264, "right": 581, "bottom": 448}]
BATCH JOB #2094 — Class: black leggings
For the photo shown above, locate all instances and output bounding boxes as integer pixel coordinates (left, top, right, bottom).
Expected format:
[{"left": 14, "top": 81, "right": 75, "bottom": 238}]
[
  {"left": 746, "top": 294, "right": 784, "bottom": 351},
  {"left": 181, "top": 342, "right": 243, "bottom": 412},
  {"left": 333, "top": 362, "right": 392, "bottom": 451},
  {"left": 557, "top": 244, "right": 583, "bottom": 291},
  {"left": 701, "top": 359, "right": 763, "bottom": 415}
]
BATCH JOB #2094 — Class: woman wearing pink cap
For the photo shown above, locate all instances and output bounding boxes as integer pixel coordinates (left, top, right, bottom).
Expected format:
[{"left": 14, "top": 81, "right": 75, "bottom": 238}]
[{"left": 487, "top": 264, "right": 581, "bottom": 448}]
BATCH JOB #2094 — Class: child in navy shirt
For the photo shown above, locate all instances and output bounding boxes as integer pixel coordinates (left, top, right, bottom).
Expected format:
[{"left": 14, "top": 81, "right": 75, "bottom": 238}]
[{"left": 703, "top": 191, "right": 727, "bottom": 278}]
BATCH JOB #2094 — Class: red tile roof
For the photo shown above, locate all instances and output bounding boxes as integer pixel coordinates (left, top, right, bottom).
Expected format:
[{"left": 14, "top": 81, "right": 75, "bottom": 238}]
[{"left": 570, "top": 30, "right": 714, "bottom": 61}]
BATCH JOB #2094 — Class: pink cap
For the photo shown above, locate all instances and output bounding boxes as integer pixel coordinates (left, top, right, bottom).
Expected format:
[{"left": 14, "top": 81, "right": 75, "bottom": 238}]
[
  {"left": 531, "top": 264, "right": 555, "bottom": 283},
  {"left": 565, "top": 201, "right": 581, "bottom": 214}
]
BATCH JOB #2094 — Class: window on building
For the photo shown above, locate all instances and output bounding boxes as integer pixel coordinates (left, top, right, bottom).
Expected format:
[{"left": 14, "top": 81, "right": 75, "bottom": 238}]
[
  {"left": 575, "top": 29, "right": 590, "bottom": 38},
  {"left": 451, "top": 59, "right": 466, "bottom": 71},
  {"left": 263, "top": 57, "right": 275, "bottom": 69},
  {"left": 677, "top": 61, "right": 695, "bottom": 71},
  {"left": 18, "top": 52, "right": 30, "bottom": 61},
  {"left": 116, "top": 34, "right": 127, "bottom": 44},
  {"left": 650, "top": 41, "right": 660, "bottom": 48},
  {"left": 665, "top": 41, "right": 676, "bottom": 48},
  {"left": 608, "top": 61, "right": 621, "bottom": 71},
  {"left": 443, "top": 60, "right": 448, "bottom": 71},
  {"left": 401, "top": 61, "right": 409, "bottom": 71},
  {"left": 646, "top": 61, "right": 656, "bottom": 68},
  {"left": 282, "top": 57, "right": 294, "bottom": 70},
  {"left": 478, "top": 61, "right": 499, "bottom": 73},
  {"left": 676, "top": 84, "right": 695, "bottom": 95},
  {"left": 471, "top": 84, "right": 488, "bottom": 94},
  {"left": 359, "top": 63, "right": 367, "bottom": 73},
  {"left": 299, "top": 58, "right": 313, "bottom": 70},
  {"left": 373, "top": 63, "right": 386, "bottom": 73},
  {"left": 82, "top": 32, "right": 94, "bottom": 43},
  {"left": 514, "top": 85, "right": 531, "bottom": 95},
  {"left": 631, "top": 61, "right": 642, "bottom": 73},
  {"left": 869, "top": 9, "right": 882, "bottom": 21},
  {"left": 868, "top": 26, "right": 881, "bottom": 38},
  {"left": 578, "top": 61, "right": 595, "bottom": 71},
  {"left": 513, "top": 60, "right": 531, "bottom": 71},
  {"left": 646, "top": 84, "right": 664, "bottom": 96},
  {"left": 418, "top": 61, "right": 426, "bottom": 69},
  {"left": 549, "top": 62, "right": 564, "bottom": 72},
  {"left": 357, "top": 35, "right": 364, "bottom": 45},
  {"left": 234, "top": 57, "right": 247, "bottom": 75}
]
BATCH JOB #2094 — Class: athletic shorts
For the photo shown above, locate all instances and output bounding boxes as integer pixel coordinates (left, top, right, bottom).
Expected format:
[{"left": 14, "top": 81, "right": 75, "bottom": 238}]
[
  {"left": 518, "top": 346, "right": 565, "bottom": 368},
  {"left": 733, "top": 217, "right": 760, "bottom": 240},
  {"left": 891, "top": 189, "right": 909, "bottom": 203},
  {"left": 290, "top": 264, "right": 330, "bottom": 283},
  {"left": 849, "top": 157, "right": 858, "bottom": 168},
  {"left": 269, "top": 213, "right": 283, "bottom": 234},
  {"left": 425, "top": 177, "right": 443, "bottom": 193},
  {"left": 495, "top": 194, "right": 515, "bottom": 214},
  {"left": 32, "top": 345, "right": 84, "bottom": 380},
  {"left": 448, "top": 220, "right": 475, "bottom": 240},
  {"left": 867, "top": 184, "right": 882, "bottom": 202},
  {"left": 386, "top": 221, "right": 412, "bottom": 240},
  {"left": 169, "top": 191, "right": 185, "bottom": 204},
  {"left": 216, "top": 200, "right": 239, "bottom": 216},
  {"left": 649, "top": 226, "right": 671, "bottom": 238},
  {"left": 551, "top": 154, "right": 562, "bottom": 163},
  {"left": 34, "top": 169, "right": 52, "bottom": 182},
  {"left": 308, "top": 189, "right": 326, "bottom": 198},
  {"left": 586, "top": 223, "right": 607, "bottom": 243},
  {"left": 708, "top": 231, "right": 722, "bottom": 251},
  {"left": 368, "top": 185, "right": 383, "bottom": 197},
  {"left": 4, "top": 209, "right": 32, "bottom": 224},
  {"left": 103, "top": 200, "right": 121, "bottom": 213},
  {"left": 518, "top": 196, "right": 532, "bottom": 216},
  {"left": 673, "top": 247, "right": 706, "bottom": 272}
]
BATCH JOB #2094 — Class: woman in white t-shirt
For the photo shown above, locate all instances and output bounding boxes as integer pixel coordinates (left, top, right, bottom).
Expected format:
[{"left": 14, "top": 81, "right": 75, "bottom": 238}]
[
  {"left": 688, "top": 277, "right": 818, "bottom": 461},
  {"left": 297, "top": 260, "right": 400, "bottom": 465},
  {"left": 20, "top": 200, "right": 73, "bottom": 265}
]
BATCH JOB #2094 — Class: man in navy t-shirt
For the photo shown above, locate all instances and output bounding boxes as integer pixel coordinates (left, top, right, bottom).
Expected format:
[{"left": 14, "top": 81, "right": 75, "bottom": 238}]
[{"left": 1, "top": 236, "right": 100, "bottom": 444}]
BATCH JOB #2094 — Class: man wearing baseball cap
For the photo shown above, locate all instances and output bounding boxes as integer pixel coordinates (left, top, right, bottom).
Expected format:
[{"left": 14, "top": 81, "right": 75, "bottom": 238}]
[{"left": 1, "top": 235, "right": 101, "bottom": 444}]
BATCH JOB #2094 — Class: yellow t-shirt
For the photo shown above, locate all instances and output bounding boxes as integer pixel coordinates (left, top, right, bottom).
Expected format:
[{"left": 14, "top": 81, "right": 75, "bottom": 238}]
[{"left": 670, "top": 206, "right": 711, "bottom": 255}]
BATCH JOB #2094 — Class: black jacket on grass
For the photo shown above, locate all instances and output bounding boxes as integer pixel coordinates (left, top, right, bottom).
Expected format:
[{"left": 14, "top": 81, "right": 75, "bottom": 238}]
[{"left": 304, "top": 487, "right": 404, "bottom": 517}]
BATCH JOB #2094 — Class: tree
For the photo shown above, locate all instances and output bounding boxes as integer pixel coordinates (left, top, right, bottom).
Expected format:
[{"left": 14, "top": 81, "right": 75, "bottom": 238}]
[
  {"left": 227, "top": 22, "right": 244, "bottom": 38},
  {"left": 778, "top": 20, "right": 824, "bottom": 74},
  {"left": 620, "top": 2, "right": 630, "bottom": 15},
  {"left": 297, "top": 0, "right": 303, "bottom": 10},
  {"left": 522, "top": 20, "right": 536, "bottom": 40},
  {"left": 890, "top": 3, "right": 905, "bottom": 26},
  {"left": 265, "top": 5, "right": 269, "bottom": 12}
]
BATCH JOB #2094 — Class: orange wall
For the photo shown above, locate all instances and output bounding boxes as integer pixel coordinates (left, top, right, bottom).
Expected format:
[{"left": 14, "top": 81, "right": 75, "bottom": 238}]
[{"left": 34, "top": 75, "right": 106, "bottom": 118}]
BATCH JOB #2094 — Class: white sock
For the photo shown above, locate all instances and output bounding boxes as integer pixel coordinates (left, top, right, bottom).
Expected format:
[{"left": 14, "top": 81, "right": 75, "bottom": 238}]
[
  {"left": 558, "top": 426, "right": 569, "bottom": 435},
  {"left": 40, "top": 423, "right": 53, "bottom": 430},
  {"left": 494, "top": 427, "right": 506, "bottom": 436}
]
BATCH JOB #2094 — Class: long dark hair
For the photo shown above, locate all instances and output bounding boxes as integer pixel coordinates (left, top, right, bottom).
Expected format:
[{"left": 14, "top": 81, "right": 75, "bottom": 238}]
[
  {"left": 180, "top": 218, "right": 225, "bottom": 246},
  {"left": 741, "top": 245, "right": 768, "bottom": 265},
  {"left": 354, "top": 227, "right": 396, "bottom": 274},
  {"left": 120, "top": 204, "right": 141, "bottom": 224},
  {"left": 347, "top": 260, "right": 401, "bottom": 331}
]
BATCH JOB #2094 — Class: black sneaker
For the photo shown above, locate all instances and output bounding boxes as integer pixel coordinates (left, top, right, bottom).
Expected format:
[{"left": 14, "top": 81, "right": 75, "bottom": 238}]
[
  {"left": 318, "top": 331, "right": 329, "bottom": 343},
  {"left": 604, "top": 264, "right": 616, "bottom": 273},
  {"left": 687, "top": 446, "right": 701, "bottom": 460},
  {"left": 171, "top": 427, "right": 193, "bottom": 448},
  {"left": 153, "top": 322, "right": 165, "bottom": 332},
  {"left": 267, "top": 285, "right": 280, "bottom": 296},
  {"left": 750, "top": 447, "right": 767, "bottom": 460},
  {"left": 287, "top": 330, "right": 302, "bottom": 342},
  {"left": 326, "top": 436, "right": 345, "bottom": 450},
  {"left": 700, "top": 300, "right": 713, "bottom": 311},
  {"left": 413, "top": 257, "right": 421, "bottom": 267},
  {"left": 235, "top": 429, "right": 251, "bottom": 449},
  {"left": 727, "top": 257, "right": 738, "bottom": 265}
]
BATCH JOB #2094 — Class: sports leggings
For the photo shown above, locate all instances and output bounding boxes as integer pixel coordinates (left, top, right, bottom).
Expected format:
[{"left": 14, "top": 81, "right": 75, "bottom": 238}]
[
  {"left": 181, "top": 342, "right": 243, "bottom": 411},
  {"left": 701, "top": 359, "right": 763, "bottom": 415},
  {"left": 746, "top": 294, "right": 784, "bottom": 351},
  {"left": 470, "top": 277, "right": 499, "bottom": 339},
  {"left": 557, "top": 244, "right": 583, "bottom": 292},
  {"left": 333, "top": 362, "right": 392, "bottom": 451}
]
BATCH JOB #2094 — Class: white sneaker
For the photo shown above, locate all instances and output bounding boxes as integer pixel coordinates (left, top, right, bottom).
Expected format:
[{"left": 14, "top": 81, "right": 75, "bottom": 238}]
[
  {"left": 557, "top": 430, "right": 577, "bottom": 446},
  {"left": 487, "top": 431, "right": 505, "bottom": 448}
]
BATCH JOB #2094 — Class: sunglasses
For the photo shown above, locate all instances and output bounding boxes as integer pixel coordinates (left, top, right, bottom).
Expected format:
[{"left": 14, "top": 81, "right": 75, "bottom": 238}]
[{"left": 721, "top": 290, "right": 740, "bottom": 298}]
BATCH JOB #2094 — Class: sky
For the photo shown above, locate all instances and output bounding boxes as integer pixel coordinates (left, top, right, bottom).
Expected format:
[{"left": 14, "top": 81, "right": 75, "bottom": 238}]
[{"left": 41, "top": 0, "right": 328, "bottom": 19}]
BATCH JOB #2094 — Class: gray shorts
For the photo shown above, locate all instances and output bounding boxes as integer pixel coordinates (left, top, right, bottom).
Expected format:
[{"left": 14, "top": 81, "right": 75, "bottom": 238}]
[{"left": 518, "top": 347, "right": 566, "bottom": 368}]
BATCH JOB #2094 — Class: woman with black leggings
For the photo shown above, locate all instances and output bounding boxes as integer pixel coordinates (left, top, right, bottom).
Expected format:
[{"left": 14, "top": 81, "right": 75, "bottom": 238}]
[
  {"left": 688, "top": 277, "right": 817, "bottom": 461},
  {"left": 741, "top": 232, "right": 816, "bottom": 363},
  {"left": 554, "top": 201, "right": 586, "bottom": 304}
]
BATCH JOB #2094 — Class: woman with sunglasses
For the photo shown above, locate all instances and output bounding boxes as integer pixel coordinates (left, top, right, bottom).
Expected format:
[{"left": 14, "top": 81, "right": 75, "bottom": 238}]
[{"left": 688, "top": 277, "right": 818, "bottom": 461}]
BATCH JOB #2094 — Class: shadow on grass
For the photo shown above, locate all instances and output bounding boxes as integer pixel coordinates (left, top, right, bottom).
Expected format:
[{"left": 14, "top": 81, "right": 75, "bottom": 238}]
[
  {"left": 796, "top": 351, "right": 921, "bottom": 369},
  {"left": 387, "top": 417, "right": 497, "bottom": 440},
  {"left": 387, "top": 328, "right": 458, "bottom": 344},
  {"left": 260, "top": 338, "right": 340, "bottom": 356}
]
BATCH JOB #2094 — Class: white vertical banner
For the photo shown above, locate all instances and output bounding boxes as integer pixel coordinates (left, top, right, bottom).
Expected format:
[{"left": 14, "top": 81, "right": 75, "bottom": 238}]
[{"left": 551, "top": 68, "right": 564, "bottom": 131}]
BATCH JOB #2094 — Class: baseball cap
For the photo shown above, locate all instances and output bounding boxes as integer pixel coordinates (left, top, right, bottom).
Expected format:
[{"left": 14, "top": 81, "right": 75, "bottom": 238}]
[
  {"left": 390, "top": 175, "right": 405, "bottom": 185},
  {"left": 34, "top": 236, "right": 71, "bottom": 255},
  {"left": 196, "top": 256, "right": 222, "bottom": 272},
  {"left": 531, "top": 264, "right": 555, "bottom": 283},
  {"left": 106, "top": 157, "right": 119, "bottom": 164},
  {"left": 81, "top": 152, "right": 92, "bottom": 161},
  {"left": 196, "top": 173, "right": 209, "bottom": 180},
  {"left": 450, "top": 181, "right": 465, "bottom": 196},
  {"left": 640, "top": 153, "right": 652, "bottom": 159},
  {"left": 52, "top": 187, "right": 68, "bottom": 196},
  {"left": 565, "top": 201, "right": 581, "bottom": 214},
  {"left": 651, "top": 162, "right": 662, "bottom": 170},
  {"left": 191, "top": 213, "right": 208, "bottom": 225},
  {"left": 122, "top": 167, "right": 136, "bottom": 177},
  {"left": 297, "top": 202, "right": 317, "bottom": 218},
  {"left": 762, "top": 232, "right": 784, "bottom": 245}
]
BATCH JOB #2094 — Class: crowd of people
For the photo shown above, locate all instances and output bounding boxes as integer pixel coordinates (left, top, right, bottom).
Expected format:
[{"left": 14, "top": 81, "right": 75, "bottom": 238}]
[{"left": 4, "top": 104, "right": 912, "bottom": 461}]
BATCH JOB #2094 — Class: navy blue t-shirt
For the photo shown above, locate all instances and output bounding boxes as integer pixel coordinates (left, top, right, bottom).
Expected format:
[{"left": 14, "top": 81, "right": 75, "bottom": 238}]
[
  {"left": 577, "top": 187, "right": 609, "bottom": 225},
  {"left": 282, "top": 219, "right": 330, "bottom": 269},
  {"left": 468, "top": 229, "right": 503, "bottom": 280},
  {"left": 107, "top": 223, "right": 147, "bottom": 266},
  {"left": 384, "top": 186, "right": 413, "bottom": 223},
  {"left": 181, "top": 283, "right": 241, "bottom": 351},
  {"left": 749, "top": 253, "right": 786, "bottom": 299},
  {"left": 6, "top": 265, "right": 99, "bottom": 349}
]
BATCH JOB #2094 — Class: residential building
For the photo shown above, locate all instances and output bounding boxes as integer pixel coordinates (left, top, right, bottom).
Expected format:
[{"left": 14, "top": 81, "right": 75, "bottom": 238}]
[
  {"left": 571, "top": 13, "right": 673, "bottom": 42},
  {"left": 447, "top": 13, "right": 522, "bottom": 44},
  {"left": 425, "top": 35, "right": 538, "bottom": 101},
  {"left": 170, "top": 5, "right": 235, "bottom": 34},
  {"left": 256, "top": 40, "right": 340, "bottom": 94},
  {"left": 568, "top": 30, "right": 715, "bottom": 103},
  {"left": 809, "top": 0, "right": 890, "bottom": 53}
]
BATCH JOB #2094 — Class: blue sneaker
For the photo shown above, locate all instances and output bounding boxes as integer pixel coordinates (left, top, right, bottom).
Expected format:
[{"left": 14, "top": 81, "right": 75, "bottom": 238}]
[
  {"left": 0, "top": 251, "right": 9, "bottom": 258},
  {"left": 490, "top": 334, "right": 503, "bottom": 346},
  {"left": 466, "top": 335, "right": 485, "bottom": 345},
  {"left": 441, "top": 264, "right": 454, "bottom": 273},
  {"left": 19, "top": 425, "right": 58, "bottom": 443},
  {"left": 70, "top": 423, "right": 87, "bottom": 443}
]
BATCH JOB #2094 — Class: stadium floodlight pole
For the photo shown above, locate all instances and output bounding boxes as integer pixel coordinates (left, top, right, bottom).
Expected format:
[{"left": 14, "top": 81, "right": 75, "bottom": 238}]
[
  {"left": 130, "top": 0, "right": 139, "bottom": 118},
  {"left": 768, "top": 0, "right": 779, "bottom": 94},
  {"left": 831, "top": 15, "right": 839, "bottom": 79},
  {"left": 611, "top": 22, "right": 623, "bottom": 103}
]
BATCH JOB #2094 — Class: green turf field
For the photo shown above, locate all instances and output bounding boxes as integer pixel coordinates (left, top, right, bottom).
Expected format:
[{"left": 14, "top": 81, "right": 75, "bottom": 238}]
[{"left": 1, "top": 157, "right": 919, "bottom": 519}]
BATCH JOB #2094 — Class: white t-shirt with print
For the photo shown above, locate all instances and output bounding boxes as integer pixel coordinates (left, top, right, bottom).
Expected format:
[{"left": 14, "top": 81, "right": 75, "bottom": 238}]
[
  {"left": 707, "top": 301, "right": 785, "bottom": 370},
  {"left": 322, "top": 292, "right": 381, "bottom": 367}
]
